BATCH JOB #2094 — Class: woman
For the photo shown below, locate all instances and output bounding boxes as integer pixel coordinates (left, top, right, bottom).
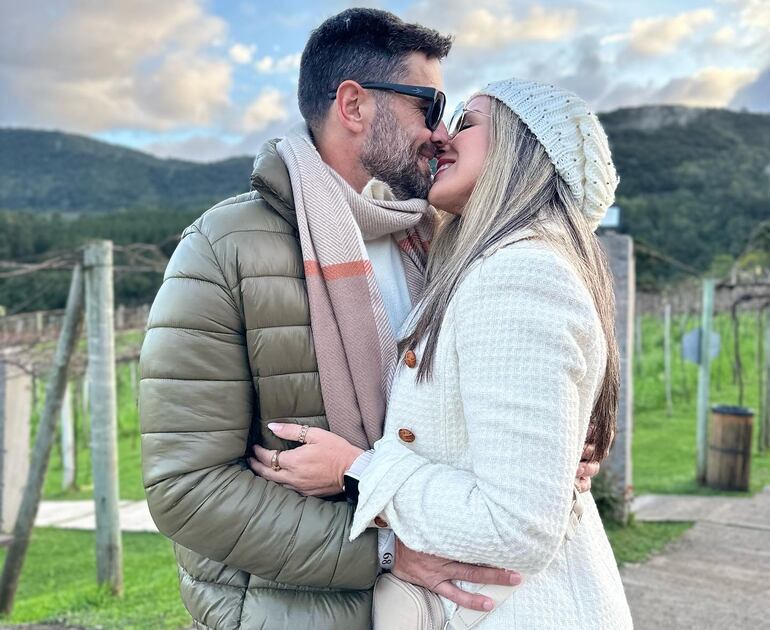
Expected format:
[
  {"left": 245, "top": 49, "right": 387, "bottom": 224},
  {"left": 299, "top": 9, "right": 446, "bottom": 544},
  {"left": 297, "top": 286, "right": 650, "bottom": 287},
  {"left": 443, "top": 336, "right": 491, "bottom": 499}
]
[{"left": 253, "top": 78, "right": 633, "bottom": 628}]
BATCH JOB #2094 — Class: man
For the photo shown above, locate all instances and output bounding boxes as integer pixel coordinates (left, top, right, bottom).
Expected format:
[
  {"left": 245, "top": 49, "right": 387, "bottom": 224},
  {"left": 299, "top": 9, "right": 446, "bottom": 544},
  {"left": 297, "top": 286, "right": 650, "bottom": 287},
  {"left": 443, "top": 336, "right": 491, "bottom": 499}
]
[{"left": 140, "top": 8, "right": 598, "bottom": 630}]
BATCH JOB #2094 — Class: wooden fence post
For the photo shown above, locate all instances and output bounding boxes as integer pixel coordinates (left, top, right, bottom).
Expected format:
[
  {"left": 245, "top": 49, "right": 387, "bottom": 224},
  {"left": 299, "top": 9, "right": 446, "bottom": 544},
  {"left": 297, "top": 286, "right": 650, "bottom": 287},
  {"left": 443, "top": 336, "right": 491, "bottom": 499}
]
[
  {"left": 677, "top": 312, "right": 691, "bottom": 399},
  {"left": 598, "top": 233, "right": 635, "bottom": 523},
  {"left": 759, "top": 305, "right": 770, "bottom": 451},
  {"left": 0, "top": 358, "right": 31, "bottom": 535},
  {"left": 0, "top": 265, "right": 84, "bottom": 614},
  {"left": 129, "top": 360, "right": 138, "bottom": 404},
  {"left": 696, "top": 279, "right": 716, "bottom": 484},
  {"left": 84, "top": 240, "right": 123, "bottom": 595},
  {"left": 635, "top": 314, "right": 643, "bottom": 375},
  {"left": 61, "top": 383, "right": 76, "bottom": 491},
  {"left": 664, "top": 303, "right": 673, "bottom": 416},
  {"left": 80, "top": 375, "right": 90, "bottom": 449}
]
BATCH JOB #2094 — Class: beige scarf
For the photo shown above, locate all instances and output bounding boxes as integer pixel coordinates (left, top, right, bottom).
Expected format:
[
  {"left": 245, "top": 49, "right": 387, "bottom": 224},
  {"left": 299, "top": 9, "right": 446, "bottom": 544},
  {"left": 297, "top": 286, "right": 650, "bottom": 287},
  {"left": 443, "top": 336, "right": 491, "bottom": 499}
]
[{"left": 276, "top": 125, "right": 435, "bottom": 449}]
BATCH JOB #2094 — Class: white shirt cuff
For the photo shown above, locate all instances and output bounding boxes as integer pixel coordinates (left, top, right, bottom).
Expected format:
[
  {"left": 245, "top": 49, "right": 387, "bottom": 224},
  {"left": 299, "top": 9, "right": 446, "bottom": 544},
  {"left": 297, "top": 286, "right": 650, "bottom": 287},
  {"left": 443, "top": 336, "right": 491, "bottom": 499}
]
[{"left": 346, "top": 448, "right": 374, "bottom": 479}]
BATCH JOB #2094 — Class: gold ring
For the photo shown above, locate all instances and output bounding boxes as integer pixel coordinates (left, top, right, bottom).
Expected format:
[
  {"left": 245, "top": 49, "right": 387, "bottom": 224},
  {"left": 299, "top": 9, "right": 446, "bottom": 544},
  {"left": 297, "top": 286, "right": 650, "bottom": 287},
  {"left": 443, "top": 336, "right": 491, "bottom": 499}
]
[
  {"left": 271, "top": 450, "right": 281, "bottom": 471},
  {"left": 298, "top": 425, "right": 310, "bottom": 444}
]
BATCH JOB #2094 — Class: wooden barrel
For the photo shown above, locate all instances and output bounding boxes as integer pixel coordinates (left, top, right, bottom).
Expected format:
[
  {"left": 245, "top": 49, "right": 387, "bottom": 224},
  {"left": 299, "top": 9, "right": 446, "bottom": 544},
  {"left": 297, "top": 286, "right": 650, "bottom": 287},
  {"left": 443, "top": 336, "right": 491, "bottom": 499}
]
[{"left": 706, "top": 405, "right": 753, "bottom": 491}]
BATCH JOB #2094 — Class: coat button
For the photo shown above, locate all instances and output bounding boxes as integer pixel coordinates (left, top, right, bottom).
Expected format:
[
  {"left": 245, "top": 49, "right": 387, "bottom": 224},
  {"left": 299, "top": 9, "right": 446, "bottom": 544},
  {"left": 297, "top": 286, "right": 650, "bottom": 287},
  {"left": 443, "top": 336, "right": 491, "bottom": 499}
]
[
  {"left": 404, "top": 350, "right": 417, "bottom": 368},
  {"left": 398, "top": 428, "right": 416, "bottom": 443},
  {"left": 374, "top": 516, "right": 389, "bottom": 528}
]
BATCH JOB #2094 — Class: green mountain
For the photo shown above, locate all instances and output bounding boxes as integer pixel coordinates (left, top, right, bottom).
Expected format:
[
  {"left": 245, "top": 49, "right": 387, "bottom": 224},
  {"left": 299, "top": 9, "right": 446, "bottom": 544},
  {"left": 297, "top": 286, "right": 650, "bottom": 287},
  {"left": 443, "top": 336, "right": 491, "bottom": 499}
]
[
  {"left": 600, "top": 106, "right": 770, "bottom": 287},
  {"left": 1, "top": 106, "right": 769, "bottom": 310},
  {"left": 0, "top": 128, "right": 253, "bottom": 212}
]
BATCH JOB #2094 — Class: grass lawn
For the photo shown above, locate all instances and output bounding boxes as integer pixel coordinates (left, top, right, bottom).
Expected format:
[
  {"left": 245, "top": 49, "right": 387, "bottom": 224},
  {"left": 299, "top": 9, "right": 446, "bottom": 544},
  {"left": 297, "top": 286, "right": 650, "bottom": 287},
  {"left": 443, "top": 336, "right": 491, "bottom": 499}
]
[
  {"left": 44, "top": 356, "right": 145, "bottom": 501},
  {"left": 602, "top": 311, "right": 770, "bottom": 564},
  {"left": 605, "top": 520, "right": 692, "bottom": 565},
  {"left": 633, "top": 312, "right": 770, "bottom": 496},
  {"left": 0, "top": 528, "right": 190, "bottom": 630}
]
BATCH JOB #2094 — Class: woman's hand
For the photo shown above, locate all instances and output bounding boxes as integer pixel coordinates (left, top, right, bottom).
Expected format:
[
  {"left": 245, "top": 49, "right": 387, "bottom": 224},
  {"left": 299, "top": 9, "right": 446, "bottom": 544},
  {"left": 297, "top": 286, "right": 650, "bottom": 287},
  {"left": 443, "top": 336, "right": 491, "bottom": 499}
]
[
  {"left": 248, "top": 423, "right": 364, "bottom": 497},
  {"left": 576, "top": 443, "right": 600, "bottom": 493}
]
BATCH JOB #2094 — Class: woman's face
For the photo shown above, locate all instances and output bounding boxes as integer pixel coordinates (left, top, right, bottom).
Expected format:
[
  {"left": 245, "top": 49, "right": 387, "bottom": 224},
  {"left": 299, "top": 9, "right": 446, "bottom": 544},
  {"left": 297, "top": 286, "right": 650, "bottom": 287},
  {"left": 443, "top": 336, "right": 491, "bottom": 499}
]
[{"left": 428, "top": 95, "right": 492, "bottom": 215}]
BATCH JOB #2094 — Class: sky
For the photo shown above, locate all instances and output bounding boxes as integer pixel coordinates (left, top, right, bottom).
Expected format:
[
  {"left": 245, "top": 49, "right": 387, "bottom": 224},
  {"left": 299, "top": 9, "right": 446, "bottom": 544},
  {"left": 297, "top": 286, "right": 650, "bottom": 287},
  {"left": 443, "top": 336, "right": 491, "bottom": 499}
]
[{"left": 0, "top": 0, "right": 768, "bottom": 162}]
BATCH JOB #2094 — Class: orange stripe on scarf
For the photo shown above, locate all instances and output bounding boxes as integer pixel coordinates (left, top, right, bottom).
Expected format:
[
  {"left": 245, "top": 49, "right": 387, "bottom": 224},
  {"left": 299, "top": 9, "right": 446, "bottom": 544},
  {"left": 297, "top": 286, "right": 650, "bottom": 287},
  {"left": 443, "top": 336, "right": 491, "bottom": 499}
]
[{"left": 304, "top": 260, "right": 373, "bottom": 280}]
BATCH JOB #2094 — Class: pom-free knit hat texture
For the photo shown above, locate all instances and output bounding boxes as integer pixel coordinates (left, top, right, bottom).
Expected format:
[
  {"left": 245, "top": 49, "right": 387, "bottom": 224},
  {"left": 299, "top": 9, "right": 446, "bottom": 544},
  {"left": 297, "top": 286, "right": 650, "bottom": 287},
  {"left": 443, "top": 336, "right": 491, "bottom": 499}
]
[{"left": 477, "top": 78, "right": 619, "bottom": 230}]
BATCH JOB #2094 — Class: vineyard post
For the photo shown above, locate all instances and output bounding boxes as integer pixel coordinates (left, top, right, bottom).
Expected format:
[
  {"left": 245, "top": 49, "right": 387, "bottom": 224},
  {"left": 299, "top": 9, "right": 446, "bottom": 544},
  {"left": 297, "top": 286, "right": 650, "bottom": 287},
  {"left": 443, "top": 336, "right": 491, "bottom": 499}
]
[
  {"left": 84, "top": 240, "right": 123, "bottom": 595},
  {"left": 759, "top": 305, "right": 770, "bottom": 451},
  {"left": 61, "top": 382, "right": 76, "bottom": 491},
  {"left": 0, "top": 265, "right": 84, "bottom": 614},
  {"left": 664, "top": 303, "right": 673, "bottom": 416},
  {"left": 696, "top": 278, "right": 716, "bottom": 484}
]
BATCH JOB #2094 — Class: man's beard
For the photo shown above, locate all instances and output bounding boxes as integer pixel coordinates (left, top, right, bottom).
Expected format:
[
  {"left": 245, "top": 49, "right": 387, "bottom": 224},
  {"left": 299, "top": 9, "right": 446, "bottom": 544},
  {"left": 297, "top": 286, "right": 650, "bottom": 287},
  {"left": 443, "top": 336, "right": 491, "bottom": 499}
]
[{"left": 361, "top": 101, "right": 433, "bottom": 201}]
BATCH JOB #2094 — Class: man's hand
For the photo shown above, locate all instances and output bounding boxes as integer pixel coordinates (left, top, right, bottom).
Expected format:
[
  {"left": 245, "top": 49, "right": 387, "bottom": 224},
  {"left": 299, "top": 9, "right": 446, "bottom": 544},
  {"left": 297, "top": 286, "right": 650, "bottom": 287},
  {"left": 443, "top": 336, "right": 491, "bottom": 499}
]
[
  {"left": 249, "top": 423, "right": 363, "bottom": 497},
  {"left": 392, "top": 538, "right": 522, "bottom": 612},
  {"left": 576, "top": 443, "right": 601, "bottom": 493}
]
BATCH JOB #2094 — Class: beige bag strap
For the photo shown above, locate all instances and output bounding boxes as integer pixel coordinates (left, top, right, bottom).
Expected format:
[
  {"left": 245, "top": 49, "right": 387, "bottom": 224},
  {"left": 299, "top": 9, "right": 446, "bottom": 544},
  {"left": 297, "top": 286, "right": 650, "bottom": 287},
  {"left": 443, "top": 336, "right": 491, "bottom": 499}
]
[
  {"left": 446, "top": 487, "right": 584, "bottom": 630},
  {"left": 445, "top": 584, "right": 518, "bottom": 630}
]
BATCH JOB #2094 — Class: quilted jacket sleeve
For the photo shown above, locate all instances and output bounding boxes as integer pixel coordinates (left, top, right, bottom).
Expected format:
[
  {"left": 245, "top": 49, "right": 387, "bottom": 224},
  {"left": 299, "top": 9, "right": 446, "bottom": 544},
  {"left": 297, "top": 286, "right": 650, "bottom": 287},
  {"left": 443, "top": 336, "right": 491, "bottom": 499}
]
[
  {"left": 140, "top": 217, "right": 378, "bottom": 590},
  {"left": 350, "top": 245, "right": 601, "bottom": 575}
]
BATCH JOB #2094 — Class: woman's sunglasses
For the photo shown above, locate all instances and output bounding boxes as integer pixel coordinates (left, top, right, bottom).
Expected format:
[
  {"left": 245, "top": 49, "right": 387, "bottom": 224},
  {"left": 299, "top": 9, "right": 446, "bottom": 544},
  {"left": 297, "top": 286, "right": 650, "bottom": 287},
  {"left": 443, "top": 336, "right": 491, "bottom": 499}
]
[
  {"left": 448, "top": 101, "right": 492, "bottom": 138},
  {"left": 328, "top": 82, "right": 447, "bottom": 131}
]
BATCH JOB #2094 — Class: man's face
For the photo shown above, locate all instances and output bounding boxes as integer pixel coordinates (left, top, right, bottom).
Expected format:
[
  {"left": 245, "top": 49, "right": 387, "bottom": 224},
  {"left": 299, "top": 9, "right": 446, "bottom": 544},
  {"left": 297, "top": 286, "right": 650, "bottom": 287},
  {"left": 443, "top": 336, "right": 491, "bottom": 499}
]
[{"left": 361, "top": 52, "right": 447, "bottom": 200}]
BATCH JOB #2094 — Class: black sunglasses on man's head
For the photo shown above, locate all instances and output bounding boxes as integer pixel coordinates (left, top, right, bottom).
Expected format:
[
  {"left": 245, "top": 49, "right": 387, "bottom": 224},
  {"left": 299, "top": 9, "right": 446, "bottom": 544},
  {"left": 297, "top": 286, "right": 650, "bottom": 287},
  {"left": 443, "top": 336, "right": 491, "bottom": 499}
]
[{"left": 327, "top": 82, "right": 446, "bottom": 131}]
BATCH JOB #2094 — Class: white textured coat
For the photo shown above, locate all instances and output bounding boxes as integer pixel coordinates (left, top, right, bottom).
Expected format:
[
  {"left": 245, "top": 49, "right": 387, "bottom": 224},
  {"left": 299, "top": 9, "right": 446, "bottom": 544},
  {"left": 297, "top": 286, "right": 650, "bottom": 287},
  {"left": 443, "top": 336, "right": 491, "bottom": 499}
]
[{"left": 350, "top": 239, "right": 633, "bottom": 629}]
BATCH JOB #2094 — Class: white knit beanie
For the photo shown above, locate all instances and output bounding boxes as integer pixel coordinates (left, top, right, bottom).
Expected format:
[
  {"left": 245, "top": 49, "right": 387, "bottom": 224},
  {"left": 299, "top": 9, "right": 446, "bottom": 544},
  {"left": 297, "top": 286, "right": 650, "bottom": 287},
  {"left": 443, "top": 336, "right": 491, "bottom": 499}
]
[{"left": 476, "top": 78, "right": 618, "bottom": 231}]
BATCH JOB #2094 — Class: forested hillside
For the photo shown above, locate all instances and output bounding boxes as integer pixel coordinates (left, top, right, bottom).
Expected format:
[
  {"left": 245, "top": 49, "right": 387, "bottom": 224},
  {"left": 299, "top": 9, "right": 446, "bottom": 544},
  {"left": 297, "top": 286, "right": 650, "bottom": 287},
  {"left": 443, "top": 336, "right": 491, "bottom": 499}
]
[
  {"left": 602, "top": 106, "right": 770, "bottom": 286},
  {"left": 0, "top": 128, "right": 253, "bottom": 212},
  {"left": 1, "top": 105, "right": 769, "bottom": 309}
]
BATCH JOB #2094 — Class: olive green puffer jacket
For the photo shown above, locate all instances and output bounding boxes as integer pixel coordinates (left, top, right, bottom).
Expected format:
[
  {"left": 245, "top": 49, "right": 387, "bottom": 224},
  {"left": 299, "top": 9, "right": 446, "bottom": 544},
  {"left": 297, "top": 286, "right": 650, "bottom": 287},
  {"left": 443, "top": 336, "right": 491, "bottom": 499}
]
[{"left": 139, "top": 140, "right": 379, "bottom": 629}]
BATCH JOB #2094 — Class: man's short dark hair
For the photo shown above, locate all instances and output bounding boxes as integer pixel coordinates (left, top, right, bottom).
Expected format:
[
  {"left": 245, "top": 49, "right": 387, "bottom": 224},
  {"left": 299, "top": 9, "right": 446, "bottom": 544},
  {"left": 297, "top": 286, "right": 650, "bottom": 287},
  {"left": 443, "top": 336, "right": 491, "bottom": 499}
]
[{"left": 298, "top": 8, "right": 452, "bottom": 132}]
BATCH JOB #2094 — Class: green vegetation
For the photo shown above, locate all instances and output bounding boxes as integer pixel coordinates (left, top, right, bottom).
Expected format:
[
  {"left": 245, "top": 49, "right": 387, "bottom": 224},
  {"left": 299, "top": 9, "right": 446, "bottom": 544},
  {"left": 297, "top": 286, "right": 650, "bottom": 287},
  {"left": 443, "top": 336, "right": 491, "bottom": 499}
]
[
  {"left": 0, "top": 528, "right": 189, "bottom": 630},
  {"left": 43, "top": 360, "right": 145, "bottom": 501},
  {"left": 0, "top": 209, "right": 198, "bottom": 311},
  {"left": 0, "top": 128, "right": 252, "bottom": 213},
  {"left": 633, "top": 312, "right": 770, "bottom": 495},
  {"left": 602, "top": 106, "right": 770, "bottom": 289},
  {"left": 4, "top": 106, "right": 770, "bottom": 310},
  {"left": 605, "top": 520, "right": 692, "bottom": 565},
  {"left": 13, "top": 306, "right": 769, "bottom": 626}
]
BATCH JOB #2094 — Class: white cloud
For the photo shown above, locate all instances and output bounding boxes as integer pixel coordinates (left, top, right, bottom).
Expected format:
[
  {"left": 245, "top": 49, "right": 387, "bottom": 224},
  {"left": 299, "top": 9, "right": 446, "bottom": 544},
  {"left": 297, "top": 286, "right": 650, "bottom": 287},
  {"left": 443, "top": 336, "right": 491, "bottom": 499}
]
[
  {"left": 0, "top": 0, "right": 232, "bottom": 132},
  {"left": 625, "top": 8, "right": 715, "bottom": 57},
  {"left": 406, "top": 1, "right": 577, "bottom": 51},
  {"left": 709, "top": 26, "right": 736, "bottom": 47},
  {"left": 253, "top": 53, "right": 302, "bottom": 74},
  {"left": 726, "top": 0, "right": 770, "bottom": 58},
  {"left": 455, "top": 6, "right": 578, "bottom": 49},
  {"left": 229, "top": 43, "right": 256, "bottom": 64},
  {"left": 600, "top": 33, "right": 629, "bottom": 46},
  {"left": 143, "top": 114, "right": 302, "bottom": 162},
  {"left": 145, "top": 135, "right": 248, "bottom": 162},
  {"left": 731, "top": 66, "right": 770, "bottom": 112},
  {"left": 732, "top": 0, "right": 770, "bottom": 30},
  {"left": 600, "top": 66, "right": 760, "bottom": 111},
  {"left": 241, "top": 88, "right": 289, "bottom": 132},
  {"left": 135, "top": 53, "right": 232, "bottom": 126},
  {"left": 654, "top": 66, "right": 759, "bottom": 108}
]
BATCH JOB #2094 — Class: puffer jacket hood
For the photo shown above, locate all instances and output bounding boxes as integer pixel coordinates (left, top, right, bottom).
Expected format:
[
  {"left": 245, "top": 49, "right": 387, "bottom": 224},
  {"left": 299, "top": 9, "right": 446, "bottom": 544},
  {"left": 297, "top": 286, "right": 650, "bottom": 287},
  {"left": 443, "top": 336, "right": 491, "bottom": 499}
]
[{"left": 250, "top": 138, "right": 296, "bottom": 228}]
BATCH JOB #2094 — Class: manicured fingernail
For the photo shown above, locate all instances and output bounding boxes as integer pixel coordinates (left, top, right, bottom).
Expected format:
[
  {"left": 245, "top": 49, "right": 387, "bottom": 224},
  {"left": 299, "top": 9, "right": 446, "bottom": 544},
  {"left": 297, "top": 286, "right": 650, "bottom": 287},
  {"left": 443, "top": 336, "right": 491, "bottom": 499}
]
[
  {"left": 483, "top": 600, "right": 494, "bottom": 611},
  {"left": 509, "top": 573, "right": 521, "bottom": 585}
]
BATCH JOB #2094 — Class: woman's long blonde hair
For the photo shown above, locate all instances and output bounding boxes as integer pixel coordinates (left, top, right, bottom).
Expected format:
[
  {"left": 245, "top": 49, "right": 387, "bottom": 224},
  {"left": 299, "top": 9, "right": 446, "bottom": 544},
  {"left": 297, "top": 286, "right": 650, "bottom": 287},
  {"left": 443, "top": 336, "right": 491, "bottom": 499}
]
[{"left": 400, "top": 97, "right": 619, "bottom": 461}]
